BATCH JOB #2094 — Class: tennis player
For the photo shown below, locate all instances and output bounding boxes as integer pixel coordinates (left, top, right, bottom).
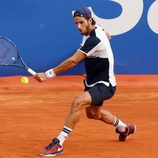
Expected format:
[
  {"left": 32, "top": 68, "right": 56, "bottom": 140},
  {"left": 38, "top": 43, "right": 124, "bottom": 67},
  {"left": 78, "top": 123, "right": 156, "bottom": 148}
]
[{"left": 35, "top": 7, "right": 136, "bottom": 157}]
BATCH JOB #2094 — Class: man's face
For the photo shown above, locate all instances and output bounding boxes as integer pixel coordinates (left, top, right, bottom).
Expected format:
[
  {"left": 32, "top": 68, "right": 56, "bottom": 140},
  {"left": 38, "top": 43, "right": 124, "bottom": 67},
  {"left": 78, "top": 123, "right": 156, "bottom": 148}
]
[{"left": 74, "top": 16, "right": 91, "bottom": 35}]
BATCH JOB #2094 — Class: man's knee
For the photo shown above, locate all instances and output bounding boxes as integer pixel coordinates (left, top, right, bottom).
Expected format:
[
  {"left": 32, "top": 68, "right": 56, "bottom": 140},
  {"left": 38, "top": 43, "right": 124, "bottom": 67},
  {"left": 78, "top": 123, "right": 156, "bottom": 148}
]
[
  {"left": 71, "top": 92, "right": 92, "bottom": 113},
  {"left": 71, "top": 95, "right": 85, "bottom": 112}
]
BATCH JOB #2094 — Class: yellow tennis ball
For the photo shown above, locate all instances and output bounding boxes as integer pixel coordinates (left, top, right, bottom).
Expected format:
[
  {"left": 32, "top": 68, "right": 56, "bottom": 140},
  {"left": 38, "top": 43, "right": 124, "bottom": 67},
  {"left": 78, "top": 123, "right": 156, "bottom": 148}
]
[{"left": 21, "top": 77, "right": 29, "bottom": 85}]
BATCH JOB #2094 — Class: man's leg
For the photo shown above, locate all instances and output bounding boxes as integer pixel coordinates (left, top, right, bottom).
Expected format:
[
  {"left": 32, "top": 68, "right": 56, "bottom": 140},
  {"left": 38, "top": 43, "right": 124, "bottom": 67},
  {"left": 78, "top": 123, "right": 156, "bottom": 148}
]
[
  {"left": 86, "top": 106, "right": 126, "bottom": 130},
  {"left": 64, "top": 91, "right": 92, "bottom": 128},
  {"left": 86, "top": 106, "right": 136, "bottom": 141},
  {"left": 57, "top": 91, "right": 92, "bottom": 145},
  {"left": 39, "top": 91, "right": 92, "bottom": 157}
]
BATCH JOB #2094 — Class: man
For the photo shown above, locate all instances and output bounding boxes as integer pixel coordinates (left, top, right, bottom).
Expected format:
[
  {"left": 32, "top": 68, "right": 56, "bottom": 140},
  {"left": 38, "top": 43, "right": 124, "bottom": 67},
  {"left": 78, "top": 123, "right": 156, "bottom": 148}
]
[{"left": 35, "top": 8, "right": 136, "bottom": 157}]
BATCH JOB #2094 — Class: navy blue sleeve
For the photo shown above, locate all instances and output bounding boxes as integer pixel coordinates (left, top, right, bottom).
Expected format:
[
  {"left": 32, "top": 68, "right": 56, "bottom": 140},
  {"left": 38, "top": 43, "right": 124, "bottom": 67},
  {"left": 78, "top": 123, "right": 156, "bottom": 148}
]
[{"left": 80, "top": 36, "right": 101, "bottom": 54}]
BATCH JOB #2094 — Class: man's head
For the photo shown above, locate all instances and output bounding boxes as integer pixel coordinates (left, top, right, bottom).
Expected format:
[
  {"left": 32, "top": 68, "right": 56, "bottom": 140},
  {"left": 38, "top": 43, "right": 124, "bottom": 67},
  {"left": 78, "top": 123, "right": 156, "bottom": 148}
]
[{"left": 73, "top": 8, "right": 96, "bottom": 35}]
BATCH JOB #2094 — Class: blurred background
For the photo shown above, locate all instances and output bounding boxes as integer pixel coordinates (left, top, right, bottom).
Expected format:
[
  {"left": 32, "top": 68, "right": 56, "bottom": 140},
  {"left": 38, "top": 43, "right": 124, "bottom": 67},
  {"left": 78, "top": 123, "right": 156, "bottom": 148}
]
[{"left": 0, "top": 0, "right": 158, "bottom": 76}]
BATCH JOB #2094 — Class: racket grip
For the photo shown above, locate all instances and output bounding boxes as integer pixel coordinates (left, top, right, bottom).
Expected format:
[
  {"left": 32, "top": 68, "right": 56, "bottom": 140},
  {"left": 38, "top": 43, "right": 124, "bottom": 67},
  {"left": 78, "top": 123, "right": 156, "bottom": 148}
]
[{"left": 27, "top": 68, "right": 37, "bottom": 76}]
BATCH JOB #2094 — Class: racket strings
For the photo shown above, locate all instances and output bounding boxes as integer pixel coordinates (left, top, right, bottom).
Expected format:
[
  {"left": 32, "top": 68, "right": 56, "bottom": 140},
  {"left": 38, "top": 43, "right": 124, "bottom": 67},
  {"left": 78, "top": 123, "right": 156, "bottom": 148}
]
[{"left": 0, "top": 38, "right": 18, "bottom": 65}]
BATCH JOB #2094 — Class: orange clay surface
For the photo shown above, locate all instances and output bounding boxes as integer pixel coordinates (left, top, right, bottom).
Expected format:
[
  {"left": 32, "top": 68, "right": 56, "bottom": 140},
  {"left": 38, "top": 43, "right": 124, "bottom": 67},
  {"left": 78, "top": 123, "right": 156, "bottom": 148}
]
[{"left": 0, "top": 75, "right": 158, "bottom": 158}]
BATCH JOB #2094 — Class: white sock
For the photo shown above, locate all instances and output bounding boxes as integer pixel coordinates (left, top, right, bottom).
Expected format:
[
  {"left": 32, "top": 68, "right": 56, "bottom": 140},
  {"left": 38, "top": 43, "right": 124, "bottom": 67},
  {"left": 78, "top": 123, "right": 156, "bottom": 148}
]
[
  {"left": 113, "top": 117, "right": 127, "bottom": 132},
  {"left": 57, "top": 126, "right": 72, "bottom": 146}
]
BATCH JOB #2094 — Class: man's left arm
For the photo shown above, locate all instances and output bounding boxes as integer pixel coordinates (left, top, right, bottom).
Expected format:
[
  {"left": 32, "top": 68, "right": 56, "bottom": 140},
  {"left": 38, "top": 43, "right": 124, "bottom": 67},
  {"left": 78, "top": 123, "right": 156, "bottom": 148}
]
[{"left": 105, "top": 32, "right": 111, "bottom": 40}]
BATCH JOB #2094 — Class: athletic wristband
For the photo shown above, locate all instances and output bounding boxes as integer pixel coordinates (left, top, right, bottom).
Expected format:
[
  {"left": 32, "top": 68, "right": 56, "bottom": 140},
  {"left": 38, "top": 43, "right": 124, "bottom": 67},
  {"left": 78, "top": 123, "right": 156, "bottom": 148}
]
[{"left": 45, "top": 68, "right": 56, "bottom": 79}]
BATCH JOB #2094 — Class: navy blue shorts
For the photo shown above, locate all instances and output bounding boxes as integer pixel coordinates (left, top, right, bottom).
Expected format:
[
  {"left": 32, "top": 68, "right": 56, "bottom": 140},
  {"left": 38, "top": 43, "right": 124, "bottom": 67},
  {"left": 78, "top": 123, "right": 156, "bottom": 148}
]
[{"left": 84, "top": 83, "right": 116, "bottom": 106}]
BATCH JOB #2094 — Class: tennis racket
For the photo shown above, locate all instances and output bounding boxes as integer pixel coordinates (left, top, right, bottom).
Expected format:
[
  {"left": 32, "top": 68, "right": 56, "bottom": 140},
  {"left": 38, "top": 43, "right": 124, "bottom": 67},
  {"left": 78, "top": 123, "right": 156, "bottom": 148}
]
[{"left": 0, "top": 36, "right": 36, "bottom": 76}]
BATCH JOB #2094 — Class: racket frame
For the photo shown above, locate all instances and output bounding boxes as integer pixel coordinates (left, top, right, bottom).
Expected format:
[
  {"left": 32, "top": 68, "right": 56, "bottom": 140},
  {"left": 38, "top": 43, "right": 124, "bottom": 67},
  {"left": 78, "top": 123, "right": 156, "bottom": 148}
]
[{"left": 0, "top": 36, "right": 36, "bottom": 76}]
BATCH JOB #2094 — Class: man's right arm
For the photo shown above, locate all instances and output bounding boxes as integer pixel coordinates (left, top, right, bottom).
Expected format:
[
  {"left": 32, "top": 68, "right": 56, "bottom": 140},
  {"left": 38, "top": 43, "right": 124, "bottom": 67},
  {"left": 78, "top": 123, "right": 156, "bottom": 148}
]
[
  {"left": 54, "top": 50, "right": 86, "bottom": 75},
  {"left": 35, "top": 50, "right": 86, "bottom": 82}
]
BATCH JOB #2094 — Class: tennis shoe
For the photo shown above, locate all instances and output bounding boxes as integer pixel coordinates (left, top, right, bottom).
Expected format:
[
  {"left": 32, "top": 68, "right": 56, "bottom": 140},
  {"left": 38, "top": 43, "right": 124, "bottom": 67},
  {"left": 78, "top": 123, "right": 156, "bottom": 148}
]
[
  {"left": 39, "top": 138, "right": 63, "bottom": 157},
  {"left": 115, "top": 124, "right": 136, "bottom": 141}
]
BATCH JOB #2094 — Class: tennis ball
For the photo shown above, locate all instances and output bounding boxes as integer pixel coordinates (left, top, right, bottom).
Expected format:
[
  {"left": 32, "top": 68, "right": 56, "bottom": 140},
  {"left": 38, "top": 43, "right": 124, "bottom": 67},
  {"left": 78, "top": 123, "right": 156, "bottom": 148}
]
[{"left": 21, "top": 77, "right": 29, "bottom": 85}]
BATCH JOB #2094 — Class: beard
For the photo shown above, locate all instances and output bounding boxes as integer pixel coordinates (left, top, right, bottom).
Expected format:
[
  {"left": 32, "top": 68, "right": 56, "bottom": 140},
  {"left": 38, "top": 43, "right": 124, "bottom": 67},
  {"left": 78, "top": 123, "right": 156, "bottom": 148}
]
[{"left": 80, "top": 23, "right": 91, "bottom": 36}]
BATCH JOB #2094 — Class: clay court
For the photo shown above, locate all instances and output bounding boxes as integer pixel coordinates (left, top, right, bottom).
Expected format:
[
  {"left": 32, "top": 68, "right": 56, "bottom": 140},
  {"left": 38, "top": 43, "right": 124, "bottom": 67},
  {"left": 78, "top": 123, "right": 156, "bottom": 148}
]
[{"left": 0, "top": 75, "right": 158, "bottom": 158}]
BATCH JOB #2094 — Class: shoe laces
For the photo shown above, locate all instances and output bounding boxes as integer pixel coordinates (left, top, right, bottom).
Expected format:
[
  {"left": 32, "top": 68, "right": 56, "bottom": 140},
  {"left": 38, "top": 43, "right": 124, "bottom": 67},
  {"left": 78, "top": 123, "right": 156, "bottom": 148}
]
[
  {"left": 116, "top": 127, "right": 128, "bottom": 135},
  {"left": 45, "top": 142, "right": 55, "bottom": 150},
  {"left": 45, "top": 138, "right": 60, "bottom": 150}
]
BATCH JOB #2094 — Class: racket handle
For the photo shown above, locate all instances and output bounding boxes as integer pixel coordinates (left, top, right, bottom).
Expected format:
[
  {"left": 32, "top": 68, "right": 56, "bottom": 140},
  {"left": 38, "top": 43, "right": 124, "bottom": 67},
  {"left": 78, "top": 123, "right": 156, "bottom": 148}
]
[{"left": 27, "top": 68, "right": 37, "bottom": 76}]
